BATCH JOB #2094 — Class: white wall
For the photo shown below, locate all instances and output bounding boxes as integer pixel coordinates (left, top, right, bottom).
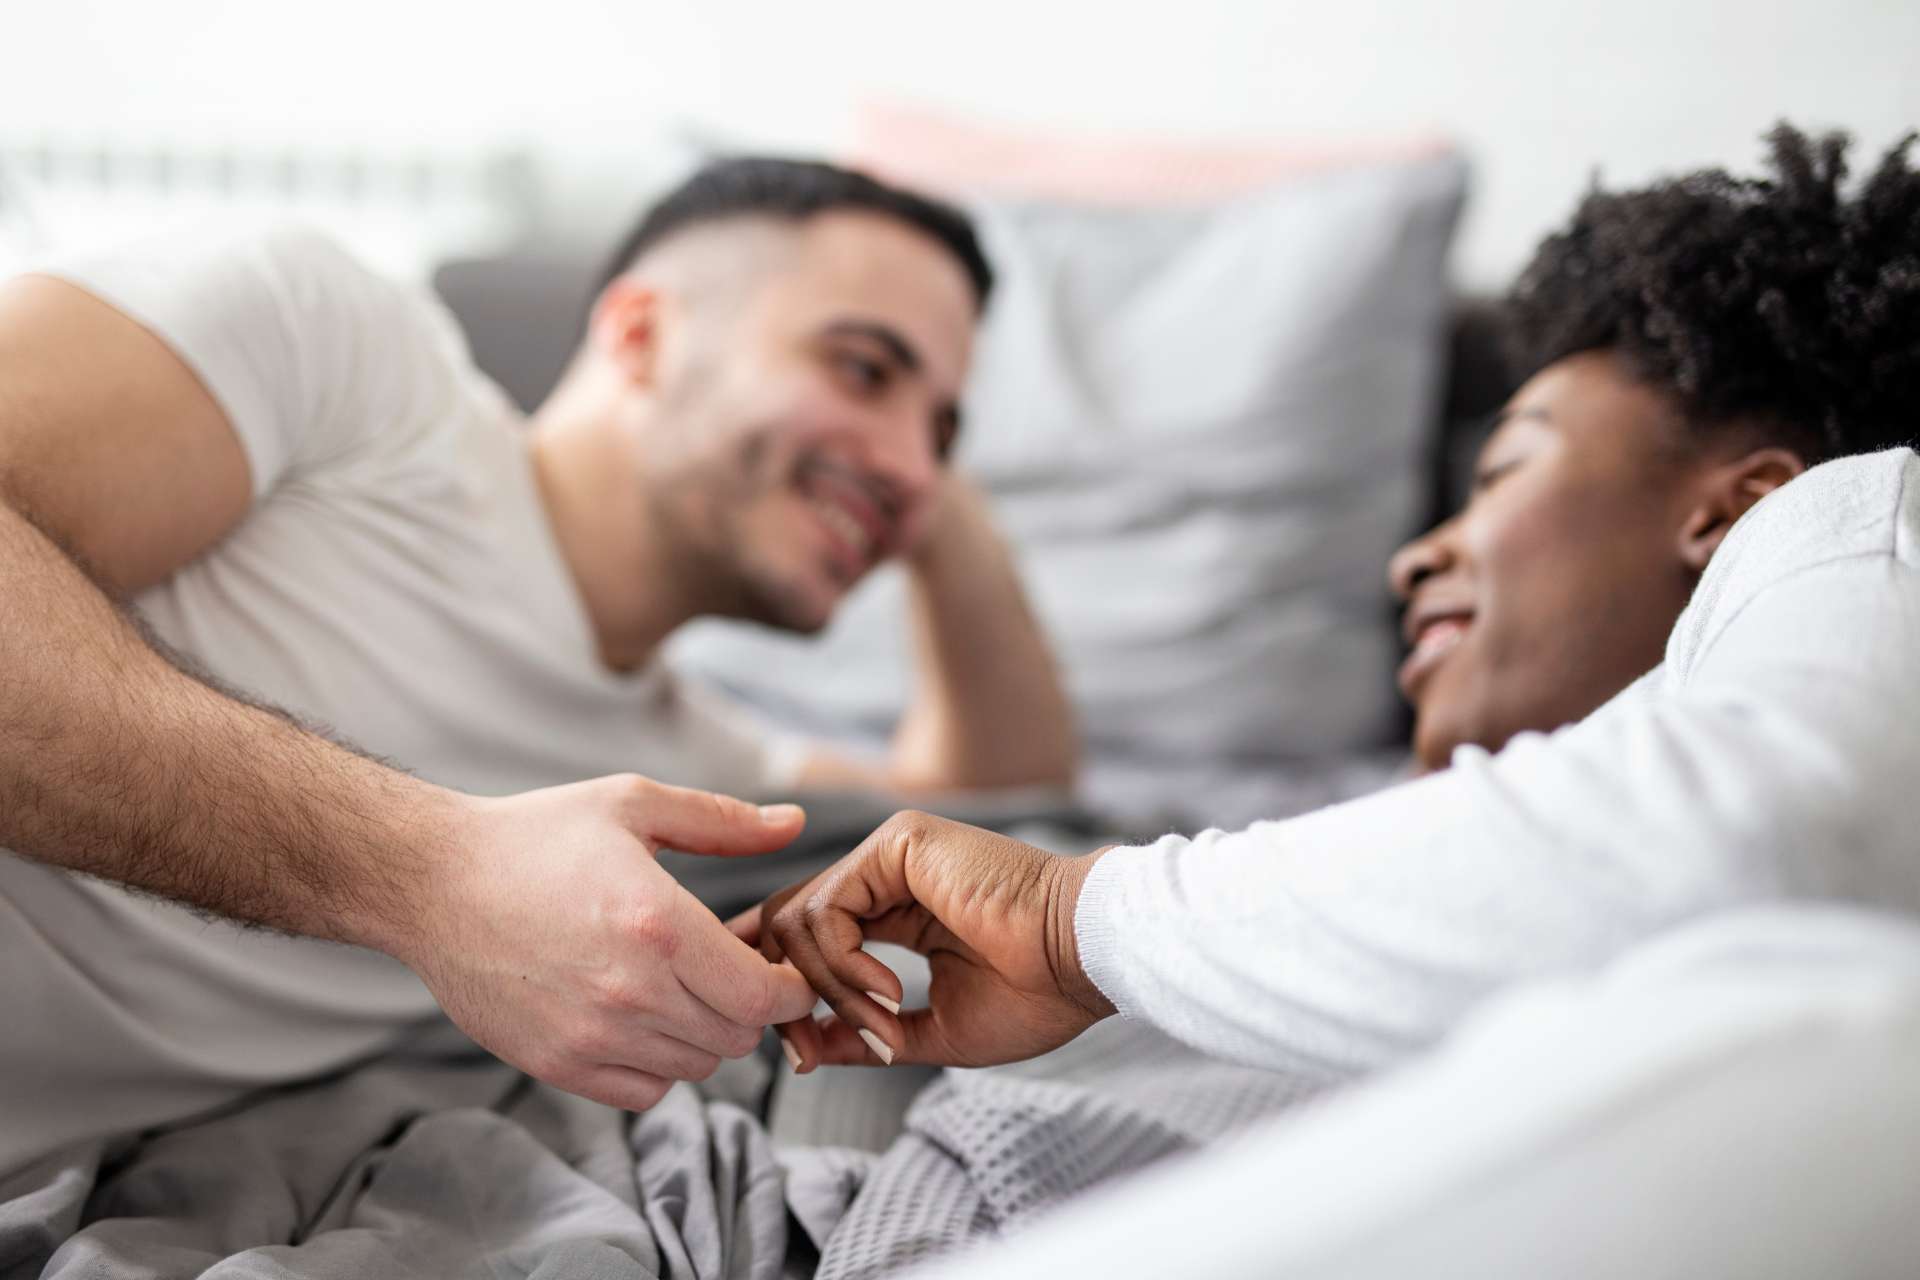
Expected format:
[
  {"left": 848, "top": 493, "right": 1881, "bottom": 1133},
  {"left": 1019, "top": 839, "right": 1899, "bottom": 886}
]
[{"left": 6, "top": 0, "right": 1917, "bottom": 286}]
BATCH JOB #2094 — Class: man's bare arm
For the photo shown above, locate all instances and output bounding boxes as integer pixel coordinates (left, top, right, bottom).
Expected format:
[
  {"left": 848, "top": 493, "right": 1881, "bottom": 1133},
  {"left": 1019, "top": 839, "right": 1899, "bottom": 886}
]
[
  {"left": 0, "top": 276, "right": 438, "bottom": 943},
  {"left": 800, "top": 476, "right": 1078, "bottom": 793},
  {"left": 0, "top": 494, "right": 455, "bottom": 944},
  {"left": 0, "top": 273, "right": 814, "bottom": 1111}
]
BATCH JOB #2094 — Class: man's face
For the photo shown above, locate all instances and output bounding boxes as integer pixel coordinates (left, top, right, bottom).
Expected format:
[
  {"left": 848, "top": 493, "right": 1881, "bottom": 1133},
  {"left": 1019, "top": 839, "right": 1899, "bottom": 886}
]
[
  {"left": 641, "top": 211, "right": 977, "bottom": 633},
  {"left": 1388, "top": 352, "right": 1714, "bottom": 771}
]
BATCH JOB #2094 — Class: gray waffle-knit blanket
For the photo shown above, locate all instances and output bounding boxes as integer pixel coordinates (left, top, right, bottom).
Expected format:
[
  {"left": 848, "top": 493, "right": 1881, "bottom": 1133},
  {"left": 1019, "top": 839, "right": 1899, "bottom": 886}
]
[{"left": 807, "top": 1017, "right": 1327, "bottom": 1279}]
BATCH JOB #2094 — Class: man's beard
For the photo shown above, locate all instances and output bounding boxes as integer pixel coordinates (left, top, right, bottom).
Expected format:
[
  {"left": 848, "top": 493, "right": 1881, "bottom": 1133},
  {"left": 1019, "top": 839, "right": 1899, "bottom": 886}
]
[
  {"left": 733, "top": 550, "right": 835, "bottom": 635},
  {"left": 648, "top": 437, "right": 839, "bottom": 636}
]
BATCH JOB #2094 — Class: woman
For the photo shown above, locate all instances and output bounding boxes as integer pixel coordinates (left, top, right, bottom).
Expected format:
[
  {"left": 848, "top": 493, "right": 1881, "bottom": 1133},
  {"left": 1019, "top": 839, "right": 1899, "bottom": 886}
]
[{"left": 746, "top": 122, "right": 1920, "bottom": 1078}]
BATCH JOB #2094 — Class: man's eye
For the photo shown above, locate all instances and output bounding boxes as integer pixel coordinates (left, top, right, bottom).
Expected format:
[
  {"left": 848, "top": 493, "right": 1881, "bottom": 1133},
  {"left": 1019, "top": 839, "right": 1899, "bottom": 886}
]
[{"left": 834, "top": 353, "right": 890, "bottom": 394}]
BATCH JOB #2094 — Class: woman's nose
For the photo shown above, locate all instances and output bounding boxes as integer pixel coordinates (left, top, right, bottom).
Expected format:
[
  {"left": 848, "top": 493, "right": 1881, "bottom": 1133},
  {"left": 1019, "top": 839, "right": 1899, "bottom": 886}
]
[{"left": 1388, "top": 521, "right": 1459, "bottom": 600}]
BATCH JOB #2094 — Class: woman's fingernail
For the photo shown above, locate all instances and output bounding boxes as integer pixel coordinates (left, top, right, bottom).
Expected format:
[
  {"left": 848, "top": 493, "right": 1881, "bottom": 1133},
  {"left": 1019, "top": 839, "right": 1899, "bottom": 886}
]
[
  {"left": 759, "top": 804, "right": 804, "bottom": 824},
  {"left": 779, "top": 1034, "right": 802, "bottom": 1072},
  {"left": 858, "top": 1027, "right": 895, "bottom": 1065},
  {"left": 865, "top": 990, "right": 902, "bottom": 1015}
]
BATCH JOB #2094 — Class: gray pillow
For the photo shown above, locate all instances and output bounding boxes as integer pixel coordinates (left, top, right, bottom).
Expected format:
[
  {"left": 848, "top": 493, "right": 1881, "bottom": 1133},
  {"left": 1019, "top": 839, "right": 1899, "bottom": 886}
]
[{"left": 669, "top": 152, "right": 1467, "bottom": 778}]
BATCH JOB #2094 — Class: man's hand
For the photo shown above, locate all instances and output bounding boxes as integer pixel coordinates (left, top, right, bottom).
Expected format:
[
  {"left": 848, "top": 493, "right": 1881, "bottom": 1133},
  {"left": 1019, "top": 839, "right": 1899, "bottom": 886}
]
[
  {"left": 730, "top": 811, "right": 1114, "bottom": 1071},
  {"left": 797, "top": 475, "right": 1078, "bottom": 794},
  {"left": 393, "top": 775, "right": 820, "bottom": 1112}
]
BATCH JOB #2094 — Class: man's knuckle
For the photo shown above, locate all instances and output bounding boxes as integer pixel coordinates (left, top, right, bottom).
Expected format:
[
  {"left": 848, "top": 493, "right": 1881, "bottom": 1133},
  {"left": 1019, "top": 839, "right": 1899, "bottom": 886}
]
[
  {"left": 585, "top": 963, "right": 632, "bottom": 1008},
  {"left": 609, "top": 772, "right": 655, "bottom": 818},
  {"left": 622, "top": 908, "right": 680, "bottom": 960}
]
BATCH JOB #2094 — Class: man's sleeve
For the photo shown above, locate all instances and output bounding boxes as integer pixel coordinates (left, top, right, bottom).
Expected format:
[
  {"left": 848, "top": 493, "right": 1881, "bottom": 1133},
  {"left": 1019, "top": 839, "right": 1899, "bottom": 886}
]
[
  {"left": 1075, "top": 548, "right": 1920, "bottom": 1078},
  {"left": 35, "top": 225, "right": 430, "bottom": 500}
]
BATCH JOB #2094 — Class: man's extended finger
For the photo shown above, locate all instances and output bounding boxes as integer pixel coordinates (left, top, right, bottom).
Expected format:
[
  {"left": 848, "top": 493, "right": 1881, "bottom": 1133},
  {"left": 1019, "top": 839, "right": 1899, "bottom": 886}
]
[
  {"left": 596, "top": 1029, "right": 724, "bottom": 1083},
  {"left": 638, "top": 976, "right": 784, "bottom": 1060},
  {"left": 621, "top": 777, "right": 806, "bottom": 856}
]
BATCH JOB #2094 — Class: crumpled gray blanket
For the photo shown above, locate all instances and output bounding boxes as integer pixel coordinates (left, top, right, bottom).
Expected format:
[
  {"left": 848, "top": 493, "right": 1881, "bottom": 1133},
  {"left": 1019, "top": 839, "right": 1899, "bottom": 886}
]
[
  {"left": 0, "top": 1014, "right": 1321, "bottom": 1280},
  {"left": 1, "top": 1018, "right": 800, "bottom": 1280}
]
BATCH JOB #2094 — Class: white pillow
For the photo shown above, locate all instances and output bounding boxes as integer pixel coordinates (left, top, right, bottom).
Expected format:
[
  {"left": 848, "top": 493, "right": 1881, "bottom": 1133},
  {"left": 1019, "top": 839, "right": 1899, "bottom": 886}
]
[{"left": 669, "top": 152, "right": 1466, "bottom": 776}]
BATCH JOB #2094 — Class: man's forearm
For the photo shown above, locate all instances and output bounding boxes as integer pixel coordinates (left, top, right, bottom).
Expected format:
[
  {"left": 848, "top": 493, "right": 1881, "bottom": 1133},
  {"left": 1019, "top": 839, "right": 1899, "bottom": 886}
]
[
  {"left": 0, "top": 498, "right": 455, "bottom": 954},
  {"left": 890, "top": 481, "right": 1076, "bottom": 790}
]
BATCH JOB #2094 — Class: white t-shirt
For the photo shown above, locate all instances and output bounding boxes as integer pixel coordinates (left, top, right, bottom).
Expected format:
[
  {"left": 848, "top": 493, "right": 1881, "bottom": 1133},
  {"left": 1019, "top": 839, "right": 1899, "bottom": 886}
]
[
  {"left": 0, "top": 226, "right": 805, "bottom": 1173},
  {"left": 1076, "top": 446, "right": 1920, "bottom": 1079}
]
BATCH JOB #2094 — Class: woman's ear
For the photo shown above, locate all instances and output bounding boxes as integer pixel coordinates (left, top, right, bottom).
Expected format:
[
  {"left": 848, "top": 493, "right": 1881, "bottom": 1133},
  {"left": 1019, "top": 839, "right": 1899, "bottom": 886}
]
[{"left": 1677, "top": 446, "right": 1807, "bottom": 572}]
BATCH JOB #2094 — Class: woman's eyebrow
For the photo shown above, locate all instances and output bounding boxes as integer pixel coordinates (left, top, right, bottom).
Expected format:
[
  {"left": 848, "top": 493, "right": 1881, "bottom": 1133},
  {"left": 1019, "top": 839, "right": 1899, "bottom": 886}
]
[{"left": 1490, "top": 405, "right": 1553, "bottom": 429}]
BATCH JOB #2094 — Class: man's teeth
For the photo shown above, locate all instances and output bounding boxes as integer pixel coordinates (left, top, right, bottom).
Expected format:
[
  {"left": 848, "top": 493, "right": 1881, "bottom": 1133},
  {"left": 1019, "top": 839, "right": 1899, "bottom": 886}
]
[{"left": 813, "top": 498, "right": 872, "bottom": 559}]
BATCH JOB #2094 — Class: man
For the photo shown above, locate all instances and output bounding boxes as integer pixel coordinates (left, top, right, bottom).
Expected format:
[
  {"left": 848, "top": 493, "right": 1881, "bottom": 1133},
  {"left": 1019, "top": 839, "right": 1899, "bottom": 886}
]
[
  {"left": 0, "top": 157, "right": 1074, "bottom": 1172},
  {"left": 745, "top": 123, "right": 1920, "bottom": 1076}
]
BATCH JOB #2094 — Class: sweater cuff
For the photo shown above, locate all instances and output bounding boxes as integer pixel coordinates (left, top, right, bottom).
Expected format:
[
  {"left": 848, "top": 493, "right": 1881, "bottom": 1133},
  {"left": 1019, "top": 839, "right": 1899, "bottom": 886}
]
[{"left": 1073, "top": 835, "right": 1188, "bottom": 1020}]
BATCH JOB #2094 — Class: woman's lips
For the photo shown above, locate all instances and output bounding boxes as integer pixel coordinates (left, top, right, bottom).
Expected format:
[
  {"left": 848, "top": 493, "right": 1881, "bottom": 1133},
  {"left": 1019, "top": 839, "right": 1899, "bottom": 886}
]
[{"left": 1398, "top": 615, "right": 1472, "bottom": 700}]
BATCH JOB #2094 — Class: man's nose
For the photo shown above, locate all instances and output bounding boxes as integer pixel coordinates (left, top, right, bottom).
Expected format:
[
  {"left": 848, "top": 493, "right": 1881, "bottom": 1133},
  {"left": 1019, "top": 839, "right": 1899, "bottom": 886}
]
[
  {"left": 1388, "top": 519, "right": 1460, "bottom": 601},
  {"left": 864, "top": 407, "right": 942, "bottom": 509}
]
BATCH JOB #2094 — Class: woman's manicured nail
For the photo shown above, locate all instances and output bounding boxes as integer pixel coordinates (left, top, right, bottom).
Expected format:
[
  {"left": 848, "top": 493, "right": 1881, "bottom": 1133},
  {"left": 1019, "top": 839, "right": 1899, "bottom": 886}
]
[
  {"left": 865, "top": 990, "right": 901, "bottom": 1015},
  {"left": 779, "top": 1034, "right": 802, "bottom": 1072},
  {"left": 858, "top": 1027, "right": 895, "bottom": 1065}
]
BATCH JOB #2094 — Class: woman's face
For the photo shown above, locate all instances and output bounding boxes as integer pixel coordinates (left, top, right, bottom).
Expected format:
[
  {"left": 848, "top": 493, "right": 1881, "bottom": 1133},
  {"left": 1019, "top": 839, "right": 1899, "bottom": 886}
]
[{"left": 1389, "top": 351, "right": 1720, "bottom": 772}]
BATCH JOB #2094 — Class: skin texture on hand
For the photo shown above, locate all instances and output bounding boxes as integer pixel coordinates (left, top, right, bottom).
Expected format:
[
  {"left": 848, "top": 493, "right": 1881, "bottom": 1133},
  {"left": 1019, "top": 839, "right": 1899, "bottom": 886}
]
[
  {"left": 396, "top": 775, "right": 821, "bottom": 1112},
  {"left": 730, "top": 810, "right": 1115, "bottom": 1071}
]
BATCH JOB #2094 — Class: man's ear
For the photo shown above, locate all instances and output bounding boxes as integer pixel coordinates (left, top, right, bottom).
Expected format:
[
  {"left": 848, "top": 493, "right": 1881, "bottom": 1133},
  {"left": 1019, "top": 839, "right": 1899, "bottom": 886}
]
[
  {"left": 1677, "top": 446, "right": 1807, "bottom": 572},
  {"left": 588, "top": 277, "right": 666, "bottom": 387}
]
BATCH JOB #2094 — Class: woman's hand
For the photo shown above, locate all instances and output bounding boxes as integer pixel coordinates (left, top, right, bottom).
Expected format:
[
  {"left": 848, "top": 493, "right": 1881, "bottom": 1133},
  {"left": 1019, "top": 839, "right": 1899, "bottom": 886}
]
[{"left": 729, "top": 811, "right": 1115, "bottom": 1071}]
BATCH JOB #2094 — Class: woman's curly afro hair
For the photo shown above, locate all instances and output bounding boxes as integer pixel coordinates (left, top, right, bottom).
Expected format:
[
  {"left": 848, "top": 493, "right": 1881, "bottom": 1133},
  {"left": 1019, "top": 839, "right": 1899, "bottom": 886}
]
[{"left": 1505, "top": 122, "right": 1920, "bottom": 461}]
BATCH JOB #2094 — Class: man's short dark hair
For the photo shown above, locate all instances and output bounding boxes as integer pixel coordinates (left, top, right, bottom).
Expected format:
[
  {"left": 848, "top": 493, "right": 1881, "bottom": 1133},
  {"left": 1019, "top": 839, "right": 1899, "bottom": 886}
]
[
  {"left": 1503, "top": 122, "right": 1920, "bottom": 462},
  {"left": 597, "top": 156, "right": 994, "bottom": 310}
]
